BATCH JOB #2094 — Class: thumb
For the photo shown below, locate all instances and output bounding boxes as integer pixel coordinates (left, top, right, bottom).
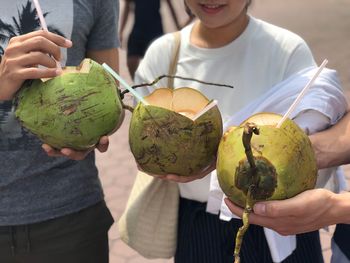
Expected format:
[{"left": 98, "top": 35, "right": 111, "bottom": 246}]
[
  {"left": 97, "top": 136, "right": 109, "bottom": 153},
  {"left": 253, "top": 203, "right": 267, "bottom": 215},
  {"left": 253, "top": 199, "right": 294, "bottom": 217}
]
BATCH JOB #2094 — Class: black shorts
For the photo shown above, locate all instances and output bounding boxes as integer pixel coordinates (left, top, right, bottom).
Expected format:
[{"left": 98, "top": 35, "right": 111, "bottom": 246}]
[
  {"left": 0, "top": 201, "right": 114, "bottom": 263},
  {"left": 127, "top": 31, "right": 163, "bottom": 58},
  {"left": 126, "top": 0, "right": 163, "bottom": 57}
]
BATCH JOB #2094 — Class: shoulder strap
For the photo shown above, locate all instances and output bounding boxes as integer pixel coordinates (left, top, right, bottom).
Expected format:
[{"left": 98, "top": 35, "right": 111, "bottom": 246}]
[{"left": 167, "top": 31, "right": 181, "bottom": 89}]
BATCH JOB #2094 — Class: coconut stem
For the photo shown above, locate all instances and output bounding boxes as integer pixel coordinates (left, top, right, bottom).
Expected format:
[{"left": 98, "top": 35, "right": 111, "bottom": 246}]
[
  {"left": 234, "top": 186, "right": 254, "bottom": 263},
  {"left": 121, "top": 75, "right": 234, "bottom": 96},
  {"left": 122, "top": 102, "right": 134, "bottom": 113},
  {"left": 242, "top": 123, "right": 260, "bottom": 171},
  {"left": 233, "top": 123, "right": 260, "bottom": 263}
]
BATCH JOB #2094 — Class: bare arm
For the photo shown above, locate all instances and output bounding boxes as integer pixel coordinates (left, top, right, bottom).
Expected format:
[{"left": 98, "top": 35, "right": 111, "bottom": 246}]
[
  {"left": 87, "top": 48, "right": 119, "bottom": 73},
  {"left": 119, "top": 0, "right": 132, "bottom": 44},
  {"left": 309, "top": 111, "right": 350, "bottom": 169},
  {"left": 164, "top": 0, "right": 181, "bottom": 30}
]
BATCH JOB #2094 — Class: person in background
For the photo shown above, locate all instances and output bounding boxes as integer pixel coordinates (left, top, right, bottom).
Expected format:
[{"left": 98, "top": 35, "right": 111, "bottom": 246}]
[
  {"left": 119, "top": 0, "right": 184, "bottom": 79},
  {"left": 0, "top": 0, "right": 119, "bottom": 262},
  {"left": 226, "top": 111, "right": 350, "bottom": 263}
]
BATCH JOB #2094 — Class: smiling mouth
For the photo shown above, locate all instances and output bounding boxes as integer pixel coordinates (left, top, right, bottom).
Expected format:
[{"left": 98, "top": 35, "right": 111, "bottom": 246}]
[{"left": 199, "top": 3, "right": 226, "bottom": 11}]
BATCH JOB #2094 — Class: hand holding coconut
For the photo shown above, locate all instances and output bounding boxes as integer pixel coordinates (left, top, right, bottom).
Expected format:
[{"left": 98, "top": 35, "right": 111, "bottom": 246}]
[
  {"left": 225, "top": 110, "right": 350, "bottom": 236},
  {"left": 15, "top": 59, "right": 125, "bottom": 155},
  {"left": 42, "top": 135, "right": 110, "bottom": 161},
  {"left": 137, "top": 160, "right": 216, "bottom": 183},
  {"left": 218, "top": 60, "right": 330, "bottom": 262},
  {"left": 225, "top": 188, "right": 350, "bottom": 236},
  {"left": 129, "top": 86, "right": 223, "bottom": 179},
  {"left": 0, "top": 30, "right": 72, "bottom": 100},
  {"left": 217, "top": 113, "right": 318, "bottom": 262},
  {"left": 0, "top": 30, "right": 110, "bottom": 161}
]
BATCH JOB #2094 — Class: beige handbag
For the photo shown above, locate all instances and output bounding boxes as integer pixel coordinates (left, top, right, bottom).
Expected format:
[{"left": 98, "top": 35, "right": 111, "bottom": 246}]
[{"left": 117, "top": 31, "right": 181, "bottom": 259}]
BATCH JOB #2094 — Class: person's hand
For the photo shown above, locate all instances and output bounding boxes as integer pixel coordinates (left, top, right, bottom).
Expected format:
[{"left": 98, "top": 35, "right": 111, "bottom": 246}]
[
  {"left": 42, "top": 136, "right": 109, "bottom": 161},
  {"left": 224, "top": 188, "right": 337, "bottom": 235},
  {"left": 0, "top": 30, "right": 72, "bottom": 100},
  {"left": 138, "top": 160, "right": 216, "bottom": 183}
]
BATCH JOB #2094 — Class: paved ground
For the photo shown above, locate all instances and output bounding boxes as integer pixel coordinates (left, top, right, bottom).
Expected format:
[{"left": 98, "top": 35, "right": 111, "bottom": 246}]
[{"left": 98, "top": 0, "right": 350, "bottom": 262}]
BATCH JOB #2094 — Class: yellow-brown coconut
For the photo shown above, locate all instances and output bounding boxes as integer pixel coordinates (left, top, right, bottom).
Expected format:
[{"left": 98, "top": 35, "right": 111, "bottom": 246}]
[{"left": 217, "top": 112, "right": 317, "bottom": 207}]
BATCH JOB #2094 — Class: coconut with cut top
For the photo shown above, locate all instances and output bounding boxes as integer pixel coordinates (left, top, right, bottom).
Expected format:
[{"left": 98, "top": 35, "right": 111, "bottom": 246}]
[
  {"left": 15, "top": 58, "right": 124, "bottom": 150},
  {"left": 129, "top": 87, "right": 223, "bottom": 176}
]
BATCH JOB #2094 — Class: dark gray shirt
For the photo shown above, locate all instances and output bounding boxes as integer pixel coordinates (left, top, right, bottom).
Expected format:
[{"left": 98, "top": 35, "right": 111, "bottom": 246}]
[{"left": 0, "top": 0, "right": 119, "bottom": 225}]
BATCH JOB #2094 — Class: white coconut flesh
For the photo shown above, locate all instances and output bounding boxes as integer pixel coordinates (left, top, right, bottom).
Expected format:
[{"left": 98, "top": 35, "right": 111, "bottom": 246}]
[
  {"left": 242, "top": 113, "right": 282, "bottom": 126},
  {"left": 225, "top": 113, "right": 283, "bottom": 136},
  {"left": 143, "top": 87, "right": 211, "bottom": 119}
]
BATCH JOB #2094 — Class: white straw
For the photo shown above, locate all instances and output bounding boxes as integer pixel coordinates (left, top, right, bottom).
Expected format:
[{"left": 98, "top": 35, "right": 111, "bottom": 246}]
[
  {"left": 32, "top": 0, "right": 48, "bottom": 31},
  {"left": 102, "top": 63, "right": 149, "bottom": 105},
  {"left": 32, "top": 0, "right": 62, "bottom": 70},
  {"left": 192, "top": 100, "right": 218, "bottom": 121},
  {"left": 276, "top": 59, "right": 328, "bottom": 128}
]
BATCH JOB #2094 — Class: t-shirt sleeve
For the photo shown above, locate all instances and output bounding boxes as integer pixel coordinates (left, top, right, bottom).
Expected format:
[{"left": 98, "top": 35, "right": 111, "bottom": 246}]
[
  {"left": 86, "top": 0, "right": 120, "bottom": 50},
  {"left": 132, "top": 33, "right": 176, "bottom": 106},
  {"left": 134, "top": 33, "right": 175, "bottom": 90},
  {"left": 283, "top": 41, "right": 316, "bottom": 79}
]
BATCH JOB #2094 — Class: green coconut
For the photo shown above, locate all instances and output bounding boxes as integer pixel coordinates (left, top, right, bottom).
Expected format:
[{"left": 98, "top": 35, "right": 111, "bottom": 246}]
[
  {"left": 216, "top": 112, "right": 317, "bottom": 263},
  {"left": 129, "top": 87, "right": 223, "bottom": 176},
  {"left": 15, "top": 58, "right": 124, "bottom": 150}
]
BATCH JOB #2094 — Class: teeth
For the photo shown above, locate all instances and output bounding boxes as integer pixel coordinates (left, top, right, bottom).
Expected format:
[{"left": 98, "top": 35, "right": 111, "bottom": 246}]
[{"left": 203, "top": 4, "right": 221, "bottom": 8}]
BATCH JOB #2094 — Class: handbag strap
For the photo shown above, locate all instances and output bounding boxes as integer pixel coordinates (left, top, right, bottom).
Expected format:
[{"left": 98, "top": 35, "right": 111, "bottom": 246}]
[{"left": 167, "top": 31, "right": 181, "bottom": 89}]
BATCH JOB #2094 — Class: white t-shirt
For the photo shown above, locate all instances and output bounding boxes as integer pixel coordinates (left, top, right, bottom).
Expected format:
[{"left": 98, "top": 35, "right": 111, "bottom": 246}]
[{"left": 134, "top": 16, "right": 316, "bottom": 203}]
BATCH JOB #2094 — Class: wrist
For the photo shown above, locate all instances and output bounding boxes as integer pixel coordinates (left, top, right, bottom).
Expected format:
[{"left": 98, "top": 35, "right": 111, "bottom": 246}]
[
  {"left": 0, "top": 78, "right": 18, "bottom": 101},
  {"left": 0, "top": 58, "right": 20, "bottom": 100},
  {"left": 0, "top": 91, "right": 16, "bottom": 101},
  {"left": 309, "top": 134, "right": 332, "bottom": 169},
  {"left": 309, "top": 132, "right": 347, "bottom": 169}
]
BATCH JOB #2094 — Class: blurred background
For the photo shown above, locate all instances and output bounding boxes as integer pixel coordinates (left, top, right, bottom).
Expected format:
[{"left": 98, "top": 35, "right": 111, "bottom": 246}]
[{"left": 99, "top": 0, "right": 350, "bottom": 262}]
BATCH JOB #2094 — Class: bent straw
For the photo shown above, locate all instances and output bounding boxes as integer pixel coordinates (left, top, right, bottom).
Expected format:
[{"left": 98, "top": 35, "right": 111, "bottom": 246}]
[
  {"left": 276, "top": 59, "right": 328, "bottom": 128},
  {"left": 32, "top": 0, "right": 62, "bottom": 70},
  {"left": 192, "top": 100, "right": 218, "bottom": 121},
  {"left": 102, "top": 63, "right": 149, "bottom": 105}
]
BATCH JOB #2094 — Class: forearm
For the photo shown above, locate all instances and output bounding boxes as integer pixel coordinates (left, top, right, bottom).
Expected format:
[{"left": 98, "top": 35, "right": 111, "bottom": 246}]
[
  {"left": 86, "top": 48, "right": 119, "bottom": 72},
  {"left": 119, "top": 2, "right": 130, "bottom": 37},
  {"left": 309, "top": 112, "right": 350, "bottom": 169}
]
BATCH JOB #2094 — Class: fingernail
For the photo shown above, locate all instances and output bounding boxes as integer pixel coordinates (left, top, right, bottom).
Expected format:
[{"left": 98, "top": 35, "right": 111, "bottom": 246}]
[
  {"left": 100, "top": 137, "right": 108, "bottom": 145},
  {"left": 41, "top": 144, "right": 49, "bottom": 152},
  {"left": 254, "top": 203, "right": 266, "bottom": 215},
  {"left": 55, "top": 68, "right": 62, "bottom": 75},
  {"left": 65, "top": 39, "right": 73, "bottom": 47},
  {"left": 61, "top": 149, "right": 70, "bottom": 155}
]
